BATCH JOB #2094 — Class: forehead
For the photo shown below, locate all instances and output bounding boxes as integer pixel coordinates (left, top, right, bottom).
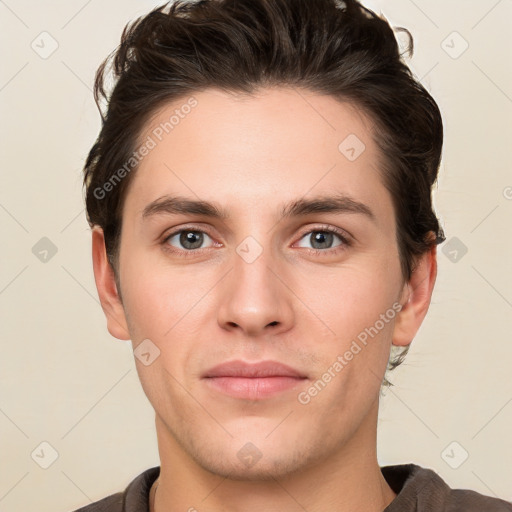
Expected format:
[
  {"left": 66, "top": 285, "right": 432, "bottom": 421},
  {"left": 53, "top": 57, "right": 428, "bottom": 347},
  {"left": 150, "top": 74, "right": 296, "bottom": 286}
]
[{"left": 123, "top": 87, "right": 393, "bottom": 229}]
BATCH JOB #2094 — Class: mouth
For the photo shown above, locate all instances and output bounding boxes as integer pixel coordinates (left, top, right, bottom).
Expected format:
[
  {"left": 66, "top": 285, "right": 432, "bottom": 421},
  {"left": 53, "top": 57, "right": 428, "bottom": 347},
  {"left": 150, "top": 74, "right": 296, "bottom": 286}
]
[{"left": 202, "top": 360, "right": 308, "bottom": 400}]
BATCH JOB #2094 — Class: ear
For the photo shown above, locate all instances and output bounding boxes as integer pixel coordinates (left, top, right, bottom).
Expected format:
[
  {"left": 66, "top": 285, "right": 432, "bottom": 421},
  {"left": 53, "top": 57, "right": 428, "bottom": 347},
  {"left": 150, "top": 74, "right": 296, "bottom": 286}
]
[
  {"left": 392, "top": 242, "right": 437, "bottom": 347},
  {"left": 91, "top": 226, "right": 130, "bottom": 341}
]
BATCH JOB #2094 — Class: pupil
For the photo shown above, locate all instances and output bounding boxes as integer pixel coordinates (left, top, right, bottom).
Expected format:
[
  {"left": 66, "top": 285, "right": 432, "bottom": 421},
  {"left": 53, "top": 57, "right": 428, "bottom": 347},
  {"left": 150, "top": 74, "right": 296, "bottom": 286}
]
[
  {"left": 313, "top": 232, "right": 332, "bottom": 249},
  {"left": 181, "top": 231, "right": 202, "bottom": 249}
]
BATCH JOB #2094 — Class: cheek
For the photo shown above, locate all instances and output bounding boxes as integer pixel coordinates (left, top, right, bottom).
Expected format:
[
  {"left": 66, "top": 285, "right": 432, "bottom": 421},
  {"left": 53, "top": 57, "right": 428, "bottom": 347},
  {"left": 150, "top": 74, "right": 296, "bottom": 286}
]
[
  {"left": 120, "top": 252, "right": 217, "bottom": 342},
  {"left": 291, "top": 260, "right": 401, "bottom": 406},
  {"left": 299, "top": 268, "right": 399, "bottom": 410},
  {"left": 296, "top": 260, "right": 401, "bottom": 340}
]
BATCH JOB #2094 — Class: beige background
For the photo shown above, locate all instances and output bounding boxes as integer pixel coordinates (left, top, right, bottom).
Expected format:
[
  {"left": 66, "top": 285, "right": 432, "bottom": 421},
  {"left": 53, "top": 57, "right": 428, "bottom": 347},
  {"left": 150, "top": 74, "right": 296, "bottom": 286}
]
[{"left": 0, "top": 0, "right": 511, "bottom": 510}]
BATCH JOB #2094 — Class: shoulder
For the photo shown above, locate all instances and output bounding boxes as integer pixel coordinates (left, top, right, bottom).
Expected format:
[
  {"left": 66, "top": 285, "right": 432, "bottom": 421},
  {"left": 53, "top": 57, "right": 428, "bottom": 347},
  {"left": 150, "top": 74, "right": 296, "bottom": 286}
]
[
  {"left": 71, "top": 492, "right": 124, "bottom": 512},
  {"left": 382, "top": 463, "right": 512, "bottom": 512},
  {"left": 68, "top": 466, "right": 160, "bottom": 512},
  {"left": 448, "top": 488, "right": 512, "bottom": 511}
]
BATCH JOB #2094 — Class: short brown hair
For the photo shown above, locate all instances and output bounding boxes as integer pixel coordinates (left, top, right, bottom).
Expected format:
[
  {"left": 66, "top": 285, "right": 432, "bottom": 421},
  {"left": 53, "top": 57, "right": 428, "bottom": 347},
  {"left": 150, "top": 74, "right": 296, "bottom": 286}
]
[{"left": 83, "top": 0, "right": 445, "bottom": 383}]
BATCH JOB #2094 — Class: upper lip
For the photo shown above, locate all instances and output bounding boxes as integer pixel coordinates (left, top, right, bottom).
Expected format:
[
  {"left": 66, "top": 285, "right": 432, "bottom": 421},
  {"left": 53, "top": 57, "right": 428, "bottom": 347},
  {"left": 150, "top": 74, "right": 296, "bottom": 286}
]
[{"left": 202, "top": 360, "right": 307, "bottom": 379}]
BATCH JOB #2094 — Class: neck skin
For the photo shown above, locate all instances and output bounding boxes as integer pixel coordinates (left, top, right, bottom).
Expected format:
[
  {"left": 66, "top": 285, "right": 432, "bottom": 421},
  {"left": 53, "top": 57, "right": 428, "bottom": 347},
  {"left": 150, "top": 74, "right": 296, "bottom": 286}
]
[{"left": 152, "top": 399, "right": 397, "bottom": 512}]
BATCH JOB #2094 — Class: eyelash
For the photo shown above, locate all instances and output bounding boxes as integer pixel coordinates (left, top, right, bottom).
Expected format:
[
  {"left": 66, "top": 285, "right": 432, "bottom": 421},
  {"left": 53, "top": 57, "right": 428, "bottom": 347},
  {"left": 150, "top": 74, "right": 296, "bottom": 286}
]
[{"left": 161, "top": 224, "right": 352, "bottom": 258}]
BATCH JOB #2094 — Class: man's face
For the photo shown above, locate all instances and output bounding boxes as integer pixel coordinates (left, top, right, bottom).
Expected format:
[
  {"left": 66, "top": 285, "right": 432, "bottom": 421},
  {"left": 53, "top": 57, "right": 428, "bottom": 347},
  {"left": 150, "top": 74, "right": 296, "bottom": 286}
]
[{"left": 112, "top": 87, "right": 408, "bottom": 478}]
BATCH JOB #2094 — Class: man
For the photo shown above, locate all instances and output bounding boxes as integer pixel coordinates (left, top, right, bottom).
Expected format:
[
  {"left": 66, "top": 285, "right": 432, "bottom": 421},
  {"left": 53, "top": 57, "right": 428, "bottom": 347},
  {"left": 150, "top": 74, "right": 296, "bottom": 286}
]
[{"left": 75, "top": 0, "right": 512, "bottom": 510}]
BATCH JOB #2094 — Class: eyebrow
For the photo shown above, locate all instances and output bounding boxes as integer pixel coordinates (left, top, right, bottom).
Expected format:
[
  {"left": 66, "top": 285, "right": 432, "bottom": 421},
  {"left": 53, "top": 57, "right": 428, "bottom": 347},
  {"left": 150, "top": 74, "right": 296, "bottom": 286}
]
[{"left": 141, "top": 193, "right": 376, "bottom": 223}]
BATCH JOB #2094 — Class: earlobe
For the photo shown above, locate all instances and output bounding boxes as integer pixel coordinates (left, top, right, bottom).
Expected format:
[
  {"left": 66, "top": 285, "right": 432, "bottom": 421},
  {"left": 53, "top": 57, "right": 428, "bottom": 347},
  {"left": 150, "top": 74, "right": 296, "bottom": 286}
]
[
  {"left": 91, "top": 227, "right": 131, "bottom": 341},
  {"left": 392, "top": 243, "right": 437, "bottom": 347}
]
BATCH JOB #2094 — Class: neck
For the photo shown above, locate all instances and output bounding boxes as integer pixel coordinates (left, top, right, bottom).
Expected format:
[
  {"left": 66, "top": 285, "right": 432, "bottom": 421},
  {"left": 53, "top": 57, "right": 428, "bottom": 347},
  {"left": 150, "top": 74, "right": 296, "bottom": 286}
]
[{"left": 152, "top": 403, "right": 396, "bottom": 512}]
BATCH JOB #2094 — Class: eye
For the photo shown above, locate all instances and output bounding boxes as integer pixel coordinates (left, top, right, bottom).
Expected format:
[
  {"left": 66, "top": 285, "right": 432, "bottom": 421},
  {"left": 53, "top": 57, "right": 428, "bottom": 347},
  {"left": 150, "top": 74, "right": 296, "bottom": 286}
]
[
  {"left": 163, "top": 228, "right": 215, "bottom": 252},
  {"left": 161, "top": 224, "right": 351, "bottom": 258},
  {"left": 295, "top": 226, "right": 351, "bottom": 254}
]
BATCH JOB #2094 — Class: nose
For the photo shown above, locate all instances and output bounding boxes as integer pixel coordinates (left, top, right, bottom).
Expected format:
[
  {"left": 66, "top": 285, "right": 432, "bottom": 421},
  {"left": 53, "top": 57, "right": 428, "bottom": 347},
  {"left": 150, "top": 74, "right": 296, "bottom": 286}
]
[{"left": 216, "top": 243, "right": 295, "bottom": 338}]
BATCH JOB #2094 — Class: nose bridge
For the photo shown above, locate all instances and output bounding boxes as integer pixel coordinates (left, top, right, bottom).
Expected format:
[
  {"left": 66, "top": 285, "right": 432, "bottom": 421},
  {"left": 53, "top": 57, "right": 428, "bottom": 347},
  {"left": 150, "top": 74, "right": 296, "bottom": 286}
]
[
  {"left": 216, "top": 233, "right": 294, "bottom": 335},
  {"left": 234, "top": 236, "right": 277, "bottom": 290}
]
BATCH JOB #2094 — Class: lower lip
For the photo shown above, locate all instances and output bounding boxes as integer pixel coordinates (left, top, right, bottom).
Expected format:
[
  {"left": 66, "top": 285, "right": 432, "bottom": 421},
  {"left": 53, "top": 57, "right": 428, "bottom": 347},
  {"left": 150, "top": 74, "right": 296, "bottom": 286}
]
[{"left": 204, "top": 376, "right": 307, "bottom": 400}]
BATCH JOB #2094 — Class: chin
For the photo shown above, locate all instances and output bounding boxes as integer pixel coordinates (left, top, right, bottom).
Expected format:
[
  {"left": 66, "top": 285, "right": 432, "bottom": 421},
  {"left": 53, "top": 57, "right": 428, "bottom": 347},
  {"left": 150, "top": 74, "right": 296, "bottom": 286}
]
[
  {"left": 184, "top": 433, "right": 318, "bottom": 482},
  {"left": 196, "top": 452, "right": 308, "bottom": 481}
]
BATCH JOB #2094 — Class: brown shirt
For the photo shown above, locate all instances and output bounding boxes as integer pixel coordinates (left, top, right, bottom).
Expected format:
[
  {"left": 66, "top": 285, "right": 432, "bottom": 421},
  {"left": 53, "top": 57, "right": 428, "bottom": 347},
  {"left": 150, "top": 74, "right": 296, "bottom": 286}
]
[{"left": 71, "top": 464, "right": 512, "bottom": 511}]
